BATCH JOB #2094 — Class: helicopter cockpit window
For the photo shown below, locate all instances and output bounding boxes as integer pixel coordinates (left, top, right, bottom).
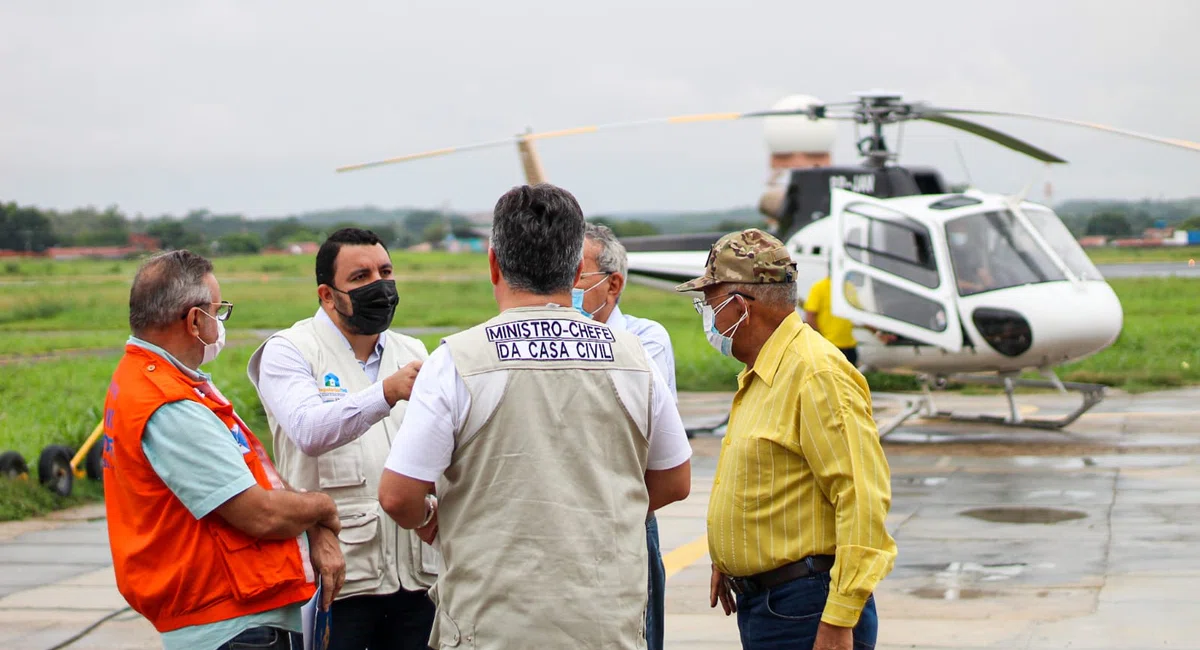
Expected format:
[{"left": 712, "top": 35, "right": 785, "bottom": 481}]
[
  {"left": 945, "top": 210, "right": 1067, "bottom": 296},
  {"left": 843, "top": 270, "right": 948, "bottom": 332},
  {"left": 1022, "top": 206, "right": 1104, "bottom": 281},
  {"left": 842, "top": 203, "right": 939, "bottom": 289}
]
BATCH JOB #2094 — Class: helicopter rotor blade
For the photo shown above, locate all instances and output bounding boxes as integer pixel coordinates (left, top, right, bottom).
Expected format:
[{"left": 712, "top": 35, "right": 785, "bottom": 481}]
[
  {"left": 917, "top": 113, "right": 1067, "bottom": 164},
  {"left": 926, "top": 108, "right": 1200, "bottom": 155},
  {"left": 335, "top": 112, "right": 753, "bottom": 173}
]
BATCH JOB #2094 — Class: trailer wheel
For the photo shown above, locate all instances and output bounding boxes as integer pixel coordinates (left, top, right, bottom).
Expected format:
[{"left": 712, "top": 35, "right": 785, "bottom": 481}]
[
  {"left": 0, "top": 450, "right": 29, "bottom": 480},
  {"left": 85, "top": 440, "right": 104, "bottom": 481},
  {"left": 38, "top": 445, "right": 74, "bottom": 497}
]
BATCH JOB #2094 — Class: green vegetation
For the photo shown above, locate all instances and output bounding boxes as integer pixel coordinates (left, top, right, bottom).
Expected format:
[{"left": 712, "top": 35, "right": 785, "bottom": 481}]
[
  {"left": 0, "top": 479, "right": 105, "bottom": 522},
  {"left": 1084, "top": 246, "right": 1199, "bottom": 264}
]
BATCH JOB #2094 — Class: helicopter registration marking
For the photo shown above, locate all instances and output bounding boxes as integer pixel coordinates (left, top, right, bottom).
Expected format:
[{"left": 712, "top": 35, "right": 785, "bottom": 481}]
[{"left": 829, "top": 174, "right": 876, "bottom": 194}]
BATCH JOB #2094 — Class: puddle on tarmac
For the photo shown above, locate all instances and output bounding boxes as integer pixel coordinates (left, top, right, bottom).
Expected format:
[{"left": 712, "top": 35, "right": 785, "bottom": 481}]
[
  {"left": 959, "top": 506, "right": 1087, "bottom": 524},
  {"left": 897, "top": 476, "right": 948, "bottom": 487},
  {"left": 910, "top": 587, "right": 995, "bottom": 600}
]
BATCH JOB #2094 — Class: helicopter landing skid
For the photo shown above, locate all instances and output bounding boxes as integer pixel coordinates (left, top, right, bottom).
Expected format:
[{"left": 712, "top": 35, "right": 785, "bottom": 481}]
[{"left": 877, "top": 373, "right": 1107, "bottom": 438}]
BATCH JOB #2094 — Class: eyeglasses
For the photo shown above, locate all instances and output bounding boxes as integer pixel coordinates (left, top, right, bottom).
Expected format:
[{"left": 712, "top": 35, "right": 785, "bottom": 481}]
[
  {"left": 691, "top": 291, "right": 755, "bottom": 315},
  {"left": 182, "top": 301, "right": 234, "bottom": 322}
]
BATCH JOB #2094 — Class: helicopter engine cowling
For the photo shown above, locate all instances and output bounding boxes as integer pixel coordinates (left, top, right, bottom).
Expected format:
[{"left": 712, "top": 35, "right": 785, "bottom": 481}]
[{"left": 758, "top": 185, "right": 785, "bottom": 220}]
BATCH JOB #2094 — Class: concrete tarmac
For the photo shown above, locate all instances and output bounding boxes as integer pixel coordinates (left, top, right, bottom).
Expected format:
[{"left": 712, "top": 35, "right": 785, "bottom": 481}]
[
  {"left": 1095, "top": 261, "right": 1200, "bottom": 278},
  {"left": 2, "top": 388, "right": 1199, "bottom": 649}
]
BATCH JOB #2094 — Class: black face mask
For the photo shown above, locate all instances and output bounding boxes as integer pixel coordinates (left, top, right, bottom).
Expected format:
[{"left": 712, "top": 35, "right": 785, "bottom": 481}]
[{"left": 331, "top": 279, "right": 399, "bottom": 335}]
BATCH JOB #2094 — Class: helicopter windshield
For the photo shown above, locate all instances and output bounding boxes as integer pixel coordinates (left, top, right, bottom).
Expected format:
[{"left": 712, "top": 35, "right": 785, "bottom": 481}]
[
  {"left": 1021, "top": 205, "right": 1104, "bottom": 281},
  {"left": 945, "top": 210, "right": 1066, "bottom": 296}
]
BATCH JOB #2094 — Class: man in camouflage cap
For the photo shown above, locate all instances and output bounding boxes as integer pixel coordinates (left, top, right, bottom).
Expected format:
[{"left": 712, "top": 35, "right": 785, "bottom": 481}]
[{"left": 678, "top": 229, "right": 895, "bottom": 650}]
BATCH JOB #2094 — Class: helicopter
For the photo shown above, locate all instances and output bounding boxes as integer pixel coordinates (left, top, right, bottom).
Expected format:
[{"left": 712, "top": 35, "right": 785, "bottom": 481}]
[{"left": 334, "top": 91, "right": 1200, "bottom": 436}]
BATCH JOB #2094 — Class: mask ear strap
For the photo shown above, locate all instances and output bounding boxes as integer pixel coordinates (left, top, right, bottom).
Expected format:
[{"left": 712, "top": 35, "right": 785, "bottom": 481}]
[{"left": 719, "top": 295, "right": 749, "bottom": 337}]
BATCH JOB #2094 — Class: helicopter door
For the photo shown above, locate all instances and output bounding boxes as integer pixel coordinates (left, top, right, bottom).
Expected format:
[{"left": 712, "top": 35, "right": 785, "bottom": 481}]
[{"left": 829, "top": 190, "right": 964, "bottom": 352}]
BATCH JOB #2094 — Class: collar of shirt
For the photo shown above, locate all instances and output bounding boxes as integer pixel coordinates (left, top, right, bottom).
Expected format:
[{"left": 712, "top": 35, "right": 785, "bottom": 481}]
[
  {"left": 127, "top": 336, "right": 211, "bottom": 382},
  {"left": 315, "top": 307, "right": 385, "bottom": 365},
  {"left": 738, "top": 311, "right": 804, "bottom": 389},
  {"left": 605, "top": 304, "right": 629, "bottom": 332}
]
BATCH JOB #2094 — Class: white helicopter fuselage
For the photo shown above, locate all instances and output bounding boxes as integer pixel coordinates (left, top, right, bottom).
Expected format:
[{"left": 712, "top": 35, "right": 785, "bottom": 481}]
[{"left": 628, "top": 189, "right": 1124, "bottom": 379}]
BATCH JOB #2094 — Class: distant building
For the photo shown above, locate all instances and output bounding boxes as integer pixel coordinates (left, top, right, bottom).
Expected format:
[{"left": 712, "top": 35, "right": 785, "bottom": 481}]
[
  {"left": 286, "top": 242, "right": 320, "bottom": 255},
  {"left": 43, "top": 233, "right": 160, "bottom": 260},
  {"left": 1143, "top": 226, "right": 1175, "bottom": 241}
]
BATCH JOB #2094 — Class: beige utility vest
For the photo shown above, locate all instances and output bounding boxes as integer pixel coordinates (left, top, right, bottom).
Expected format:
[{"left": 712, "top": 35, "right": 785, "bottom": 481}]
[
  {"left": 247, "top": 314, "right": 439, "bottom": 599},
  {"left": 431, "top": 306, "right": 653, "bottom": 650}
]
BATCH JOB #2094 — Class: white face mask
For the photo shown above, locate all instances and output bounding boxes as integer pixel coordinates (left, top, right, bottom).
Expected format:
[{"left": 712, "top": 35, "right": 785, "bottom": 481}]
[
  {"left": 196, "top": 310, "right": 226, "bottom": 365},
  {"left": 702, "top": 295, "right": 746, "bottom": 357}
]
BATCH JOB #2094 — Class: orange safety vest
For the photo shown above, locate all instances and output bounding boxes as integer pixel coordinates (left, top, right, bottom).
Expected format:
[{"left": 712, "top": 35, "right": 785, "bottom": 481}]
[{"left": 102, "top": 344, "right": 315, "bottom": 632}]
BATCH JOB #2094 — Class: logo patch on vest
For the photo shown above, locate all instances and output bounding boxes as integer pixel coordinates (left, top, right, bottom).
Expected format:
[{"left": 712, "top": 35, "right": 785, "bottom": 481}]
[
  {"left": 230, "top": 424, "right": 251, "bottom": 454},
  {"left": 486, "top": 318, "right": 615, "bottom": 362},
  {"left": 319, "top": 372, "right": 348, "bottom": 402}
]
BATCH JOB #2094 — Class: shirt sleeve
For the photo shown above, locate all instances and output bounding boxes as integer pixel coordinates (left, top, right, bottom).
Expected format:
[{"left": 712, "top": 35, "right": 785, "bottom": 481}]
[
  {"left": 383, "top": 344, "right": 463, "bottom": 482},
  {"left": 255, "top": 336, "right": 393, "bottom": 456},
  {"left": 645, "top": 350, "right": 692, "bottom": 471},
  {"left": 638, "top": 324, "right": 678, "bottom": 403},
  {"left": 796, "top": 369, "right": 897, "bottom": 627},
  {"left": 142, "top": 400, "right": 257, "bottom": 520}
]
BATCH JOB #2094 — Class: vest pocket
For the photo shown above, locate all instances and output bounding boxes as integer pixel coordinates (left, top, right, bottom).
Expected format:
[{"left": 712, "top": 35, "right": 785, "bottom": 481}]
[
  {"left": 434, "top": 608, "right": 474, "bottom": 648},
  {"left": 209, "top": 524, "right": 300, "bottom": 601},
  {"left": 337, "top": 503, "right": 383, "bottom": 585},
  {"left": 316, "top": 446, "right": 365, "bottom": 490}
]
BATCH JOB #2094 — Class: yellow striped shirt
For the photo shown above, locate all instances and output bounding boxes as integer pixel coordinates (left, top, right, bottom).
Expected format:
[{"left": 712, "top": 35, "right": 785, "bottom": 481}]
[{"left": 707, "top": 311, "right": 897, "bottom": 627}]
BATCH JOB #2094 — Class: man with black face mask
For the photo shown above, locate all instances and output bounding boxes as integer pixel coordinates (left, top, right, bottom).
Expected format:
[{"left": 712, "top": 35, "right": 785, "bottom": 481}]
[{"left": 248, "top": 228, "right": 439, "bottom": 650}]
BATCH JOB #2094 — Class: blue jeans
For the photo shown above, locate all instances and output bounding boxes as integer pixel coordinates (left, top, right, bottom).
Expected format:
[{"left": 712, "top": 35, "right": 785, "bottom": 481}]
[
  {"left": 645, "top": 513, "right": 666, "bottom": 650},
  {"left": 735, "top": 572, "right": 877, "bottom": 650},
  {"left": 216, "top": 626, "right": 302, "bottom": 650}
]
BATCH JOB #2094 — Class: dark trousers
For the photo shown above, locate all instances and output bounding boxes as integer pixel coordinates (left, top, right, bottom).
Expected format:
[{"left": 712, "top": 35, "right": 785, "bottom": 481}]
[
  {"left": 217, "top": 626, "right": 302, "bottom": 650},
  {"left": 735, "top": 572, "right": 877, "bottom": 650},
  {"left": 328, "top": 587, "right": 436, "bottom": 650},
  {"left": 645, "top": 513, "right": 666, "bottom": 650},
  {"left": 839, "top": 347, "right": 858, "bottom": 366}
]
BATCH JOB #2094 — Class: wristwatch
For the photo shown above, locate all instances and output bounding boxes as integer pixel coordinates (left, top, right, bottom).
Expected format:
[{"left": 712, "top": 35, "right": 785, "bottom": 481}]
[{"left": 419, "top": 494, "right": 438, "bottom": 528}]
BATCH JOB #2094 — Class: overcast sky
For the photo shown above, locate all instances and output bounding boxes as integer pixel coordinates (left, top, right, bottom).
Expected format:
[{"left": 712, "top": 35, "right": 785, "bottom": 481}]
[{"left": 1, "top": 1, "right": 1198, "bottom": 219}]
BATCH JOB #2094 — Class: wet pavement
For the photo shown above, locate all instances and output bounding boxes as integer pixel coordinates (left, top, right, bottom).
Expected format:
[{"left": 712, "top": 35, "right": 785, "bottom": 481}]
[
  {"left": 1095, "top": 261, "right": 1200, "bottom": 279},
  {"left": 1, "top": 387, "right": 1199, "bottom": 648}
]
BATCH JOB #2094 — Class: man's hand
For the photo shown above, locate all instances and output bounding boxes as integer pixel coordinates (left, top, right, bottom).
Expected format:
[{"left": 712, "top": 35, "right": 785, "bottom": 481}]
[
  {"left": 709, "top": 565, "right": 736, "bottom": 616},
  {"left": 315, "top": 494, "right": 341, "bottom": 535},
  {"left": 813, "top": 621, "right": 853, "bottom": 650},
  {"left": 383, "top": 360, "right": 423, "bottom": 406},
  {"left": 415, "top": 510, "right": 438, "bottom": 545},
  {"left": 308, "top": 525, "right": 345, "bottom": 610}
]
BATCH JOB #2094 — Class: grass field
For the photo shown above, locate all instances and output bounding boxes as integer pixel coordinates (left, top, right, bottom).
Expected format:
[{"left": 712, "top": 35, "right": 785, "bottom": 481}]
[
  {"left": 0, "top": 249, "right": 1197, "bottom": 519},
  {"left": 1084, "top": 246, "right": 1199, "bottom": 264}
]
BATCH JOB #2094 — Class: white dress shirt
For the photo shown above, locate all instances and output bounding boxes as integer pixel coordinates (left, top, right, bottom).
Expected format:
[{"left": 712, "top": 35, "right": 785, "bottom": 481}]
[
  {"left": 384, "top": 319, "right": 692, "bottom": 483},
  {"left": 255, "top": 309, "right": 394, "bottom": 456},
  {"left": 606, "top": 304, "right": 677, "bottom": 402}
]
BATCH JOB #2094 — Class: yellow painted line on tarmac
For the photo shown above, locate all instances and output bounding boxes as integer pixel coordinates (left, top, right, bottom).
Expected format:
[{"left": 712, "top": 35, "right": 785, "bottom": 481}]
[{"left": 662, "top": 535, "right": 709, "bottom": 580}]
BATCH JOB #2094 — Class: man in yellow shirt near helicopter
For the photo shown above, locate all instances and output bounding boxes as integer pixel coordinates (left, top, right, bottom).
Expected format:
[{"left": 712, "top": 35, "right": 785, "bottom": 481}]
[{"left": 803, "top": 265, "right": 897, "bottom": 366}]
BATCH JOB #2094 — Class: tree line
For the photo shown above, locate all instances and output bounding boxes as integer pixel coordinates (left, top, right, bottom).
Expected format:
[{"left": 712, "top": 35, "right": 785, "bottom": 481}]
[
  {"left": 0, "top": 203, "right": 485, "bottom": 255},
  {"left": 4, "top": 196, "right": 1197, "bottom": 255}
]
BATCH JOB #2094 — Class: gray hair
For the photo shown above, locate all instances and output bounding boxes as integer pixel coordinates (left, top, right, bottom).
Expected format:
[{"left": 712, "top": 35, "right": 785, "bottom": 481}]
[
  {"left": 729, "top": 281, "right": 798, "bottom": 311},
  {"left": 129, "top": 250, "right": 215, "bottom": 335},
  {"left": 491, "top": 183, "right": 586, "bottom": 295},
  {"left": 583, "top": 222, "right": 628, "bottom": 278}
]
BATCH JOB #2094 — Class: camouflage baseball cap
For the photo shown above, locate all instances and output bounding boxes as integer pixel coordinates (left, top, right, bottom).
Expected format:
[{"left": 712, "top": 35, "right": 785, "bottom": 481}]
[{"left": 674, "top": 228, "right": 797, "bottom": 292}]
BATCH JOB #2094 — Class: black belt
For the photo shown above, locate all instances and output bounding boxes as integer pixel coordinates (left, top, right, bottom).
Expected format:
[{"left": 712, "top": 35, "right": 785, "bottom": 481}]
[{"left": 725, "top": 555, "right": 836, "bottom": 595}]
